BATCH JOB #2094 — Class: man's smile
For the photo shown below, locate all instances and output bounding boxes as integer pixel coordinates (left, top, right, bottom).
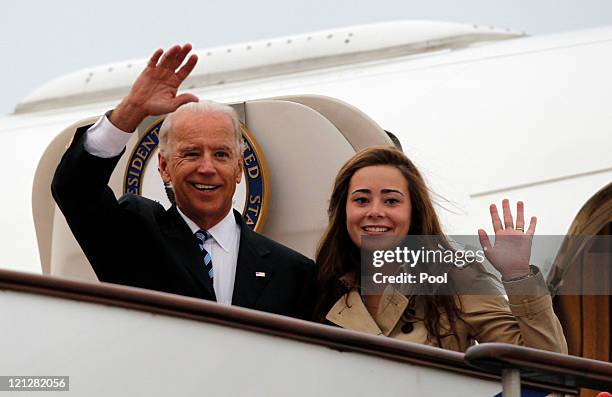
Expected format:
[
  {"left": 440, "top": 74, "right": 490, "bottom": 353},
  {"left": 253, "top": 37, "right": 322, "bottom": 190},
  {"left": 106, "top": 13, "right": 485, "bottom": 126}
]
[{"left": 192, "top": 183, "right": 220, "bottom": 192}]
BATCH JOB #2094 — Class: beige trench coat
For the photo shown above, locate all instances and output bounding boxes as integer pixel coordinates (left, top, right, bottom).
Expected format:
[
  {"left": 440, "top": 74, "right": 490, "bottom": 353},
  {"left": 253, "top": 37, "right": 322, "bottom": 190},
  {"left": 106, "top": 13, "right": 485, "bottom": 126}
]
[{"left": 326, "top": 264, "right": 568, "bottom": 353}]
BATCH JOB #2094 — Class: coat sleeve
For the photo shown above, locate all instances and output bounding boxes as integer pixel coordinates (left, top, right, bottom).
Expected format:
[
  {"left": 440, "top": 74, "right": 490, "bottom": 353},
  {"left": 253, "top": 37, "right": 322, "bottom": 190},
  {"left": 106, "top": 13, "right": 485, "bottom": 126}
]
[
  {"left": 458, "top": 268, "right": 568, "bottom": 353},
  {"left": 50, "top": 125, "right": 136, "bottom": 282},
  {"left": 295, "top": 257, "right": 317, "bottom": 321}
]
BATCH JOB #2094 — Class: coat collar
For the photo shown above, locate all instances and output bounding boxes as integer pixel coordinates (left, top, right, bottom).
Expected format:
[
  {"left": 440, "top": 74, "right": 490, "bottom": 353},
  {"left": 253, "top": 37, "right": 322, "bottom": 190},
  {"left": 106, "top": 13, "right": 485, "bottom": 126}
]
[
  {"left": 175, "top": 206, "right": 236, "bottom": 253},
  {"left": 326, "top": 278, "right": 410, "bottom": 337}
]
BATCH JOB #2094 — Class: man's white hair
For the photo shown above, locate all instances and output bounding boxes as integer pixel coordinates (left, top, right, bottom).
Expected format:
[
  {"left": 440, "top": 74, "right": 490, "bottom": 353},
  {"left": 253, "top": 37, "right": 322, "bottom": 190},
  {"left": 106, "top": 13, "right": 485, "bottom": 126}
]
[{"left": 158, "top": 100, "right": 243, "bottom": 157}]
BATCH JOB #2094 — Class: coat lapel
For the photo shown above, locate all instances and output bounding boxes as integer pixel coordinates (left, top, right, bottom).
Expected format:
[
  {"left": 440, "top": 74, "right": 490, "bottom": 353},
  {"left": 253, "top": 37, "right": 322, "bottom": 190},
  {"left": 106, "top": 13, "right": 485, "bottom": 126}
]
[
  {"left": 326, "top": 290, "right": 383, "bottom": 335},
  {"left": 160, "top": 206, "right": 216, "bottom": 300},
  {"left": 231, "top": 211, "right": 274, "bottom": 309},
  {"left": 326, "top": 284, "right": 409, "bottom": 336}
]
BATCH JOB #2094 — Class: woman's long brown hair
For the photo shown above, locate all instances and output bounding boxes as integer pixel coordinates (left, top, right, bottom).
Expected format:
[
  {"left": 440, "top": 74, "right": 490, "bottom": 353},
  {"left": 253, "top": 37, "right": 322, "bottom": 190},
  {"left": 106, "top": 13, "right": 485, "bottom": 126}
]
[{"left": 314, "top": 146, "right": 462, "bottom": 347}]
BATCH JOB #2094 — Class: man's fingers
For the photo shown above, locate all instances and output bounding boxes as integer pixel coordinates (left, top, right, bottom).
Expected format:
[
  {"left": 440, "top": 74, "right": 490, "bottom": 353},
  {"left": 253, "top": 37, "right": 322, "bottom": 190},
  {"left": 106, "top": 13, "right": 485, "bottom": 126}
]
[
  {"left": 174, "top": 43, "right": 193, "bottom": 68},
  {"left": 526, "top": 216, "right": 537, "bottom": 236},
  {"left": 176, "top": 54, "right": 198, "bottom": 81},
  {"left": 490, "top": 204, "right": 503, "bottom": 233},
  {"left": 502, "top": 199, "right": 514, "bottom": 229},
  {"left": 172, "top": 93, "right": 199, "bottom": 109},
  {"left": 148, "top": 48, "right": 164, "bottom": 67},
  {"left": 158, "top": 45, "right": 181, "bottom": 69},
  {"left": 165, "top": 44, "right": 193, "bottom": 71}
]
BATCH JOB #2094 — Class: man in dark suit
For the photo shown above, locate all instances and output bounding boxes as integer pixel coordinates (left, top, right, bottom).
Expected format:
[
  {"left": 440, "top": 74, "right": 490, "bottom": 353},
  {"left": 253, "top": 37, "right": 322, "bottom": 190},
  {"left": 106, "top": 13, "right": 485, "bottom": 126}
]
[{"left": 52, "top": 44, "right": 315, "bottom": 319}]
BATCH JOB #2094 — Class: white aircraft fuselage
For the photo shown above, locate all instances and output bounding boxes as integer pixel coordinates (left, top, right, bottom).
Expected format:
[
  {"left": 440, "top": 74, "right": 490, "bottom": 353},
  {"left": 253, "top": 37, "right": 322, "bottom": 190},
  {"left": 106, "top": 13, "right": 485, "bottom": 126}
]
[{"left": 1, "top": 20, "right": 610, "bottom": 275}]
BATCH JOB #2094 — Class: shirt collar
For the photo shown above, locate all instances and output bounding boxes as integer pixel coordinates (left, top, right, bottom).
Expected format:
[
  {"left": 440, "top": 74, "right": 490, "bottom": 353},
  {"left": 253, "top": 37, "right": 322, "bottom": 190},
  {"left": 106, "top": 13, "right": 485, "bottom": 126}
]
[{"left": 176, "top": 207, "right": 237, "bottom": 253}]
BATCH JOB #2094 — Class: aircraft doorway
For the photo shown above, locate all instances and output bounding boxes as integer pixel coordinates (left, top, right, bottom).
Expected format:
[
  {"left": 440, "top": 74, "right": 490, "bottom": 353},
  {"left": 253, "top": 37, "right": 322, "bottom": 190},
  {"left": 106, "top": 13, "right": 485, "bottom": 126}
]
[{"left": 549, "top": 182, "right": 612, "bottom": 397}]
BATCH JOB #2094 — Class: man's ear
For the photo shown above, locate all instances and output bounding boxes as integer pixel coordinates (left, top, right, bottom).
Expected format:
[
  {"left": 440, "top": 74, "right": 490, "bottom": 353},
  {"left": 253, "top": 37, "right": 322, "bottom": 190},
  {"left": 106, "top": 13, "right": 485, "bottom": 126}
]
[
  {"left": 235, "top": 155, "right": 243, "bottom": 184},
  {"left": 158, "top": 152, "right": 171, "bottom": 183}
]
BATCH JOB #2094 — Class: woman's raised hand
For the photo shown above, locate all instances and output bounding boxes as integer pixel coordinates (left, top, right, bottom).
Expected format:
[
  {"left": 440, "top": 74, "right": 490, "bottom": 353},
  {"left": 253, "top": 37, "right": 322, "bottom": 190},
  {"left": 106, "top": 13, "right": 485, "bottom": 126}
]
[{"left": 478, "top": 199, "right": 536, "bottom": 280}]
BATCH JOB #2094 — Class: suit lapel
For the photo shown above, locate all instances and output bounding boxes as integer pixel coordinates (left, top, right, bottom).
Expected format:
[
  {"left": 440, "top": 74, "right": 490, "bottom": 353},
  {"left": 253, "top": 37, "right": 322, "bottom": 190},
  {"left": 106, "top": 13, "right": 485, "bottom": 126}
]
[
  {"left": 160, "top": 206, "right": 216, "bottom": 301},
  {"left": 232, "top": 211, "right": 274, "bottom": 308}
]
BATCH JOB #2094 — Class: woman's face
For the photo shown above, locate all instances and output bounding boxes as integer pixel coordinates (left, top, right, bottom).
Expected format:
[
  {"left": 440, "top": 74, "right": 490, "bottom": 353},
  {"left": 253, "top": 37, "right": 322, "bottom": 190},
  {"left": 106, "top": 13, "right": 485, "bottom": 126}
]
[{"left": 346, "top": 165, "right": 412, "bottom": 248}]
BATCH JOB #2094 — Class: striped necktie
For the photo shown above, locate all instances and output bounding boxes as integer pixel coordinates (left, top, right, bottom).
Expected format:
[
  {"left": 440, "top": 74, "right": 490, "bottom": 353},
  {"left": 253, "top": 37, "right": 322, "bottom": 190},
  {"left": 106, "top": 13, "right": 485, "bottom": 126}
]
[{"left": 195, "top": 230, "right": 214, "bottom": 280}]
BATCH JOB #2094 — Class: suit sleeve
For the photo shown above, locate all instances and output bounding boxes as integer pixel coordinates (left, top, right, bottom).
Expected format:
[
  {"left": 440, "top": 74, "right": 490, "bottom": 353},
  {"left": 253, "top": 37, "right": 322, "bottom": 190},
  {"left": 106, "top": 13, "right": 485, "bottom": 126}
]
[
  {"left": 295, "top": 258, "right": 317, "bottom": 321},
  {"left": 459, "top": 268, "right": 568, "bottom": 353},
  {"left": 51, "top": 125, "right": 135, "bottom": 282}
]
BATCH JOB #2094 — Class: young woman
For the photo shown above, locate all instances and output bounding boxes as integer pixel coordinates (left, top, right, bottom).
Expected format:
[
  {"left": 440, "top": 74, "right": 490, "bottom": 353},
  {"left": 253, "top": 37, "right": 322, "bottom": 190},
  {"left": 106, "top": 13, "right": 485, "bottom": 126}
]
[{"left": 314, "top": 146, "right": 567, "bottom": 353}]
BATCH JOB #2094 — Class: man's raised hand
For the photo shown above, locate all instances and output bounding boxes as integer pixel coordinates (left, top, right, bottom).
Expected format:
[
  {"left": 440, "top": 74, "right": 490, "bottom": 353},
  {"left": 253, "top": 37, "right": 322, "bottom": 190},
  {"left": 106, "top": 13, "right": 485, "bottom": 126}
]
[{"left": 110, "top": 44, "right": 199, "bottom": 132}]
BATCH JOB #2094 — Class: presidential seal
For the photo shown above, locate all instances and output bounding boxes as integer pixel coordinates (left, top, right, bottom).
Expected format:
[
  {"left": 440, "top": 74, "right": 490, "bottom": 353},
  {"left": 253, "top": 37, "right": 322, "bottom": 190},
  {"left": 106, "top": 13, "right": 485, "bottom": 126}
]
[{"left": 123, "top": 117, "right": 269, "bottom": 231}]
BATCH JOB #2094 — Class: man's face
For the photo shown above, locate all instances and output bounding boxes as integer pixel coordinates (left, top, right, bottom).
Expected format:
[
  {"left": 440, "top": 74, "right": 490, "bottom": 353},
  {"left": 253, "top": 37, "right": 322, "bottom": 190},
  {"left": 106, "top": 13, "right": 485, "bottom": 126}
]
[{"left": 158, "top": 111, "right": 242, "bottom": 230}]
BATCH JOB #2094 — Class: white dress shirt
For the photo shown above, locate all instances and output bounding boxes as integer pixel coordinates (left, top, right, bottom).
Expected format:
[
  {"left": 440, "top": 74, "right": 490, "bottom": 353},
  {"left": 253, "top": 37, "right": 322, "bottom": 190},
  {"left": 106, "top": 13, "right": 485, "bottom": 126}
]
[
  {"left": 176, "top": 206, "right": 241, "bottom": 306},
  {"left": 84, "top": 115, "right": 132, "bottom": 157},
  {"left": 83, "top": 115, "right": 241, "bottom": 305}
]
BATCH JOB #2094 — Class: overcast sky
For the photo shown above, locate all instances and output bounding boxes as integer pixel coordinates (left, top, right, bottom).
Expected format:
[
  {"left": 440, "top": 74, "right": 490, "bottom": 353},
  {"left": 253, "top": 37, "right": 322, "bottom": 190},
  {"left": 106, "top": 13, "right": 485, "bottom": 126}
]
[{"left": 2, "top": 0, "right": 612, "bottom": 116}]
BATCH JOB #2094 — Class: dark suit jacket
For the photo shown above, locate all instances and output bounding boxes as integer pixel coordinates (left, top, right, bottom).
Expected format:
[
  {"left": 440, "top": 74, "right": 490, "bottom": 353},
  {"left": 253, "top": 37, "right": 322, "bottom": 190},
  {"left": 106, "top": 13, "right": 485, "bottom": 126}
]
[{"left": 51, "top": 126, "right": 315, "bottom": 319}]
